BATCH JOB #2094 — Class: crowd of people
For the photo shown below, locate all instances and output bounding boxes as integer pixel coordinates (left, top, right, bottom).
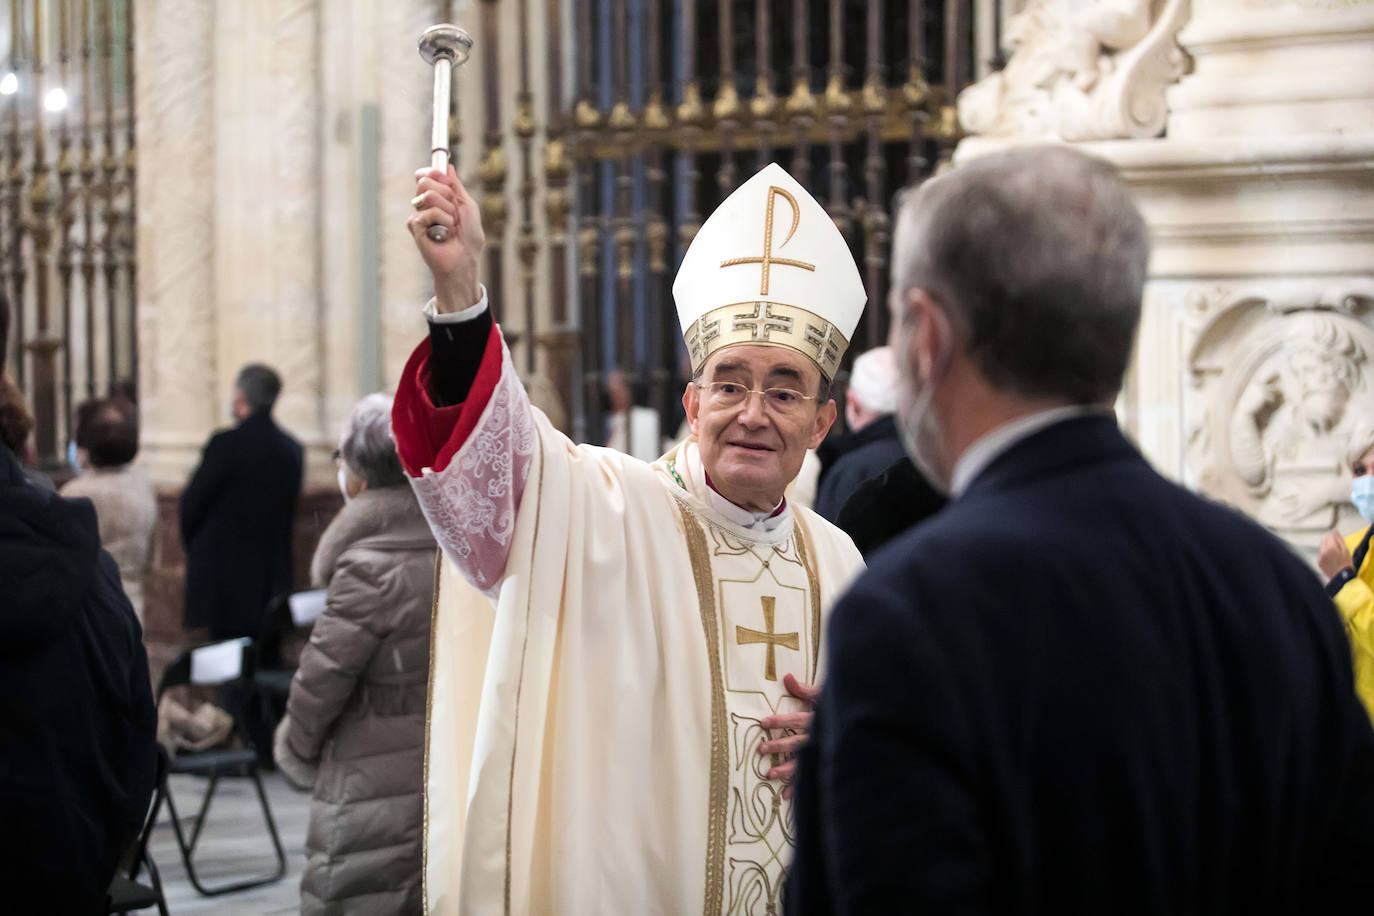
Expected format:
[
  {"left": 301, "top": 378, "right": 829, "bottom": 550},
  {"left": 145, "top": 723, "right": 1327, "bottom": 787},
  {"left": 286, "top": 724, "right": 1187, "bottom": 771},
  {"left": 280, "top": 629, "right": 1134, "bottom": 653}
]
[{"left": 2, "top": 143, "right": 1374, "bottom": 914}]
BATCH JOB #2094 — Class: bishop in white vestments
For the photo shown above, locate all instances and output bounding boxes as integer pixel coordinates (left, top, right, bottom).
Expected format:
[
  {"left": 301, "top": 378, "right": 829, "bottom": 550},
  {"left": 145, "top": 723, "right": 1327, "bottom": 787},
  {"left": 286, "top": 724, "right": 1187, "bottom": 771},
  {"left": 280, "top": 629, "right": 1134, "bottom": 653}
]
[{"left": 393, "top": 162, "right": 868, "bottom": 915}]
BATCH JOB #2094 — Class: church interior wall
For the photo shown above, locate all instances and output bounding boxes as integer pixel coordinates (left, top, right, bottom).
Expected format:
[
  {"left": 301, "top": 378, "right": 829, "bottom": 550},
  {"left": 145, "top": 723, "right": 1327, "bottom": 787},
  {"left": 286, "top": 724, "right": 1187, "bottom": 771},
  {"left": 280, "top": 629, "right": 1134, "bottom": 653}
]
[{"left": 32, "top": 0, "right": 1368, "bottom": 662}]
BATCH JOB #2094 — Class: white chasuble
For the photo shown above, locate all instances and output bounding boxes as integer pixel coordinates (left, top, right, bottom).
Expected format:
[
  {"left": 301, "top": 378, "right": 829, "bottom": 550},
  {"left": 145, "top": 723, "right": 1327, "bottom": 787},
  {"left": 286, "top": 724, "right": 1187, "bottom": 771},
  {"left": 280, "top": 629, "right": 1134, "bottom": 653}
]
[{"left": 412, "top": 340, "right": 864, "bottom": 915}]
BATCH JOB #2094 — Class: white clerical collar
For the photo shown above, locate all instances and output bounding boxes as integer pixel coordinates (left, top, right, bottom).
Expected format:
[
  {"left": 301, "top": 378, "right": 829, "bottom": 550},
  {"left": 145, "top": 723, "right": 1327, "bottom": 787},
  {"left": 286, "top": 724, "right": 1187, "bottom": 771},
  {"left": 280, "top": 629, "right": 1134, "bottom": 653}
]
[
  {"left": 950, "top": 405, "right": 1106, "bottom": 497},
  {"left": 681, "top": 440, "right": 790, "bottom": 533}
]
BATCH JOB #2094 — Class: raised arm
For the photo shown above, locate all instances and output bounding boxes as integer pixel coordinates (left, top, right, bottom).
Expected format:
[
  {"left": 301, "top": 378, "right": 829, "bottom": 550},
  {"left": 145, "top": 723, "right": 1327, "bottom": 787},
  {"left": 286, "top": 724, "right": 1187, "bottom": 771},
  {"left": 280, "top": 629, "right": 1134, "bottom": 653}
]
[{"left": 391, "top": 165, "right": 536, "bottom": 594}]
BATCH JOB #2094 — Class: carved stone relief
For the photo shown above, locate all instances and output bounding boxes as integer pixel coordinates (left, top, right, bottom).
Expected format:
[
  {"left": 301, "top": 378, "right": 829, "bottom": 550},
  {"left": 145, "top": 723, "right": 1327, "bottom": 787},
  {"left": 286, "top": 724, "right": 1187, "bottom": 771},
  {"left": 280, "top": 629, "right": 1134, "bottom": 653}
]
[
  {"left": 1187, "top": 282, "right": 1374, "bottom": 553},
  {"left": 957, "top": 0, "right": 1191, "bottom": 141}
]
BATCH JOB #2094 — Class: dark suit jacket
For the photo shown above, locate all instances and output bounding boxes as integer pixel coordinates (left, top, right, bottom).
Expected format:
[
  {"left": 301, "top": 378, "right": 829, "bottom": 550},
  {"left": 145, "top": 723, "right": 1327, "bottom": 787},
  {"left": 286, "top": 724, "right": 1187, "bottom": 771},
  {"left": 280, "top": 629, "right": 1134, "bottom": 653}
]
[
  {"left": 814, "top": 416, "right": 910, "bottom": 523},
  {"left": 787, "top": 416, "right": 1374, "bottom": 915},
  {"left": 181, "top": 410, "right": 303, "bottom": 636},
  {"left": 833, "top": 455, "right": 947, "bottom": 557},
  {"left": 0, "top": 443, "right": 158, "bottom": 910}
]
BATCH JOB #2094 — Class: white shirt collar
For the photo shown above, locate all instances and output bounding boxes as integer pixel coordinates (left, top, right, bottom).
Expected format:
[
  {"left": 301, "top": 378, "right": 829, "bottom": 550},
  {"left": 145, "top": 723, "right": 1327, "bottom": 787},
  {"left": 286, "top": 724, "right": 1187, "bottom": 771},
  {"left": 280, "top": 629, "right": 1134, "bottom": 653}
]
[
  {"left": 682, "top": 441, "right": 790, "bottom": 532},
  {"left": 950, "top": 405, "right": 1106, "bottom": 497}
]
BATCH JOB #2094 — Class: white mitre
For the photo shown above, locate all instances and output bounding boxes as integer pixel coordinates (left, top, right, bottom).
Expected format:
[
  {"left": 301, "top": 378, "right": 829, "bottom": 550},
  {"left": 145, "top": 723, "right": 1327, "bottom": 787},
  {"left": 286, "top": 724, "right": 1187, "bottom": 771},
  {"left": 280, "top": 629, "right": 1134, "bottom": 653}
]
[{"left": 673, "top": 162, "right": 866, "bottom": 381}]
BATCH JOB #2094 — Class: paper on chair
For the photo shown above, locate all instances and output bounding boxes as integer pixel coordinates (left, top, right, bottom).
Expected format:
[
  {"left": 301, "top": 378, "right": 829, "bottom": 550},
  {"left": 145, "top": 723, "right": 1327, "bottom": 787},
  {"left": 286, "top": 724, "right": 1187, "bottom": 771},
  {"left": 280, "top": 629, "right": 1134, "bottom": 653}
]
[
  {"left": 289, "top": 589, "right": 328, "bottom": 626},
  {"left": 189, "top": 636, "right": 252, "bottom": 685}
]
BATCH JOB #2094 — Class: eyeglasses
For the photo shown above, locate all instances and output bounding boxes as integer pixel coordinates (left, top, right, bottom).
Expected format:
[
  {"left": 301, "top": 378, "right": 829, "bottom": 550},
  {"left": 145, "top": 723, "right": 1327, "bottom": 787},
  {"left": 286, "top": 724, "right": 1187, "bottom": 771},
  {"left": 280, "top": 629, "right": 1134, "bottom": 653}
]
[{"left": 695, "top": 380, "right": 816, "bottom": 416}]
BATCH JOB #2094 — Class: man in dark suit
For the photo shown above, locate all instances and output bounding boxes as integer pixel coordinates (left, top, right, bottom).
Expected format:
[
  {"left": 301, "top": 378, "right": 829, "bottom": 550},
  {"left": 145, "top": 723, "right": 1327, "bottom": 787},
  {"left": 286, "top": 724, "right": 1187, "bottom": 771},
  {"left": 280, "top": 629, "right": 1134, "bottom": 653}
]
[
  {"left": 832, "top": 455, "right": 946, "bottom": 557},
  {"left": 181, "top": 363, "right": 303, "bottom": 639},
  {"left": 784, "top": 146, "right": 1374, "bottom": 914},
  {"left": 814, "top": 346, "right": 909, "bottom": 522},
  {"left": 0, "top": 292, "right": 158, "bottom": 910}
]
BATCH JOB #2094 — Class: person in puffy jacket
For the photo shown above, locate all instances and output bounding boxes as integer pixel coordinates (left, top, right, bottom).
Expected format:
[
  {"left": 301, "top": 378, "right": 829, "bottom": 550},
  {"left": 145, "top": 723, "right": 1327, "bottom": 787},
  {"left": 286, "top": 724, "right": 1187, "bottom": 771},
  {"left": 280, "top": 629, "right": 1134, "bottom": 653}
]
[{"left": 275, "top": 393, "right": 437, "bottom": 914}]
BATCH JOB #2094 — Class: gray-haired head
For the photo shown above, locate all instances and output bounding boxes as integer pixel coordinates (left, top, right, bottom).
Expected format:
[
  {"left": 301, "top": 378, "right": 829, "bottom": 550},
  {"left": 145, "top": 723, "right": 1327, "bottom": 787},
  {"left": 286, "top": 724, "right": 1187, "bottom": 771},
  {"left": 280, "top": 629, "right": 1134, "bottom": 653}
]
[
  {"left": 1347, "top": 422, "right": 1374, "bottom": 472},
  {"left": 891, "top": 145, "right": 1149, "bottom": 405},
  {"left": 339, "top": 393, "right": 407, "bottom": 489},
  {"left": 235, "top": 363, "right": 283, "bottom": 414}
]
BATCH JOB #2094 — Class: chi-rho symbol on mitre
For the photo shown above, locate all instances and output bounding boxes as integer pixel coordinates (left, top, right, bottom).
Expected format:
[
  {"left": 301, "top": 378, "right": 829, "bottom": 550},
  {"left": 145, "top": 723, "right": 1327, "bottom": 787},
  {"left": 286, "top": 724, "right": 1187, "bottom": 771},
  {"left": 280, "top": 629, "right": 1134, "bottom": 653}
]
[{"left": 673, "top": 162, "right": 867, "bottom": 382}]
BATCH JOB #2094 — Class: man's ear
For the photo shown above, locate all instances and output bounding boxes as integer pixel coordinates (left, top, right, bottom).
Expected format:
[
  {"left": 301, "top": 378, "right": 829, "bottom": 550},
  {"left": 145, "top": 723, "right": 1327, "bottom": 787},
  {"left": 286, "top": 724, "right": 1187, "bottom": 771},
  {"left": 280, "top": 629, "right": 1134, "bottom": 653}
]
[
  {"left": 907, "top": 288, "right": 949, "bottom": 382},
  {"left": 683, "top": 383, "right": 701, "bottom": 437},
  {"left": 808, "top": 397, "right": 837, "bottom": 450}
]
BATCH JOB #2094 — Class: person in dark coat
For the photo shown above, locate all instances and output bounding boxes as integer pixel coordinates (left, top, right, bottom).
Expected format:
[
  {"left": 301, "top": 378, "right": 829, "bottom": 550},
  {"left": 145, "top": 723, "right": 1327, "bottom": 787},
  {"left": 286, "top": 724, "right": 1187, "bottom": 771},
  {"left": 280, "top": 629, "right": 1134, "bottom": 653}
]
[
  {"left": 180, "top": 363, "right": 303, "bottom": 638},
  {"left": 0, "top": 293, "right": 158, "bottom": 912},
  {"left": 784, "top": 146, "right": 1374, "bottom": 914},
  {"left": 832, "top": 454, "right": 946, "bottom": 557},
  {"left": 814, "top": 346, "right": 908, "bottom": 522}
]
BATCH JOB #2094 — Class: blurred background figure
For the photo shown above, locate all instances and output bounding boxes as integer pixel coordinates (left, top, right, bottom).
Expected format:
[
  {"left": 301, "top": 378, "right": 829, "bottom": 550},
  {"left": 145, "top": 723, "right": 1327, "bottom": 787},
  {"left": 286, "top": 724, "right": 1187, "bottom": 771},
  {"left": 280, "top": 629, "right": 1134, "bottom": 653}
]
[
  {"left": 815, "top": 346, "right": 906, "bottom": 520},
  {"left": 0, "top": 375, "right": 54, "bottom": 492},
  {"left": 180, "top": 363, "right": 303, "bottom": 640},
  {"left": 0, "top": 291, "right": 157, "bottom": 912},
  {"left": 274, "top": 393, "right": 436, "bottom": 915},
  {"left": 832, "top": 456, "right": 948, "bottom": 558},
  {"left": 1318, "top": 422, "right": 1374, "bottom": 723},
  {"left": 60, "top": 397, "right": 157, "bottom": 623}
]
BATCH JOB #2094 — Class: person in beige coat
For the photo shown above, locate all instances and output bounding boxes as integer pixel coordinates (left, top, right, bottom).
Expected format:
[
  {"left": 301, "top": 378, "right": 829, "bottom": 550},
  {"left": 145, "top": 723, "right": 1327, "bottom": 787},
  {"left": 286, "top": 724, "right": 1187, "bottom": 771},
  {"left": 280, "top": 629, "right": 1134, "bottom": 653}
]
[
  {"left": 59, "top": 397, "right": 157, "bottom": 622},
  {"left": 275, "top": 394, "right": 437, "bottom": 914}
]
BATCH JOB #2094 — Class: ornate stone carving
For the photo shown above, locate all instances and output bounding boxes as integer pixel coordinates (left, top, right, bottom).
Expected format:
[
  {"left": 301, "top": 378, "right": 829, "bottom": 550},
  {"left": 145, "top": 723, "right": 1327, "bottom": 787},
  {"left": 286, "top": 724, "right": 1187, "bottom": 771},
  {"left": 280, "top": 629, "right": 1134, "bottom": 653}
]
[
  {"left": 958, "top": 0, "right": 1190, "bottom": 142},
  {"left": 1187, "top": 282, "right": 1374, "bottom": 552}
]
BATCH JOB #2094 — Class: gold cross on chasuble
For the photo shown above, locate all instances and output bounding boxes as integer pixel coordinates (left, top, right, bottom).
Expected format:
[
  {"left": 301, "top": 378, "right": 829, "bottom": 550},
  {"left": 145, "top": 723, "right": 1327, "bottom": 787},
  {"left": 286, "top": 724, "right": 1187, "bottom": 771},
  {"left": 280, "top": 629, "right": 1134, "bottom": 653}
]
[{"left": 735, "top": 595, "right": 801, "bottom": 681}]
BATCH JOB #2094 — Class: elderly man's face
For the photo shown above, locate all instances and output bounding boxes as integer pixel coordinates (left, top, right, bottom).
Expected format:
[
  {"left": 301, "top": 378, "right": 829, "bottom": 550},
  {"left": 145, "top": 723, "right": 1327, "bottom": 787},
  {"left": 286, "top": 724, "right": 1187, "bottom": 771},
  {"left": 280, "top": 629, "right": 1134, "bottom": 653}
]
[{"left": 683, "top": 345, "right": 835, "bottom": 512}]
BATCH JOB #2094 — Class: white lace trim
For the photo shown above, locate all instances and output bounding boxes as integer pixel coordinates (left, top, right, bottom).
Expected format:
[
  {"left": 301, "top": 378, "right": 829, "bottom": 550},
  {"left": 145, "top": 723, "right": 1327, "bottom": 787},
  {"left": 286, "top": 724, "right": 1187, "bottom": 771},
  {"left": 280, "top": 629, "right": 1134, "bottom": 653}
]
[{"left": 410, "top": 343, "right": 536, "bottom": 593}]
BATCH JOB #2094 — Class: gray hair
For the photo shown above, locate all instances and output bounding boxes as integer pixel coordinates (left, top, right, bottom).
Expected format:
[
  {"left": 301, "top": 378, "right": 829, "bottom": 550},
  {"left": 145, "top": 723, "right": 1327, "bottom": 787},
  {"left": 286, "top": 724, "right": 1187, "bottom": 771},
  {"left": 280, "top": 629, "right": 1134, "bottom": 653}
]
[
  {"left": 891, "top": 145, "right": 1149, "bottom": 404},
  {"left": 1347, "top": 422, "right": 1374, "bottom": 471},
  {"left": 339, "top": 393, "right": 407, "bottom": 489},
  {"left": 235, "top": 363, "right": 282, "bottom": 413}
]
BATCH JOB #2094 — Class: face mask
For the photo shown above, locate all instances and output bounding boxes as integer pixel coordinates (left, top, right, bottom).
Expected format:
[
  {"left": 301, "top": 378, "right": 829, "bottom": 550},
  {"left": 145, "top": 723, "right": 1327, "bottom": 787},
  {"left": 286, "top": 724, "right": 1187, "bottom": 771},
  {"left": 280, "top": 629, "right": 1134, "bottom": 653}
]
[
  {"left": 1353, "top": 475, "right": 1374, "bottom": 522},
  {"left": 67, "top": 440, "right": 81, "bottom": 472},
  {"left": 893, "top": 313, "right": 952, "bottom": 495},
  {"left": 895, "top": 374, "right": 949, "bottom": 495},
  {"left": 338, "top": 465, "right": 353, "bottom": 503}
]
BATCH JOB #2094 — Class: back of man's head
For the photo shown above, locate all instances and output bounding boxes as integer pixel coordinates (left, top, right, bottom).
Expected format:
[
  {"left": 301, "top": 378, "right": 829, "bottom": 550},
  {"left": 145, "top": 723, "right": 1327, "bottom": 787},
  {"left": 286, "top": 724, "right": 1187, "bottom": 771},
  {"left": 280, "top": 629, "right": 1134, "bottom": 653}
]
[
  {"left": 234, "top": 363, "right": 283, "bottom": 415},
  {"left": 77, "top": 398, "right": 139, "bottom": 469},
  {"left": 847, "top": 346, "right": 899, "bottom": 425},
  {"left": 893, "top": 145, "right": 1149, "bottom": 405}
]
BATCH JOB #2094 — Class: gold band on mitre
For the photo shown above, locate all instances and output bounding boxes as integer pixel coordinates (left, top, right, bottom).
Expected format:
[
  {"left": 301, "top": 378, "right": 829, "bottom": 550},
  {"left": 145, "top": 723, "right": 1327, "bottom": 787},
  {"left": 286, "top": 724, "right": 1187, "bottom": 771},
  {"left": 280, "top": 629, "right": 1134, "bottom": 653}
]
[{"left": 683, "top": 300, "right": 851, "bottom": 381}]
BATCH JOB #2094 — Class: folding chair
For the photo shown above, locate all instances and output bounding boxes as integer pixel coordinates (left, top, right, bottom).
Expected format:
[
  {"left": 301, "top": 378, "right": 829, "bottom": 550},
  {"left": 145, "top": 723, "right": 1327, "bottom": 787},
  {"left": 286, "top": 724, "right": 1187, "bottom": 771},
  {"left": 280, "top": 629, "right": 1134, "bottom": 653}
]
[
  {"left": 106, "top": 747, "right": 170, "bottom": 915},
  {"left": 255, "top": 588, "right": 327, "bottom": 702},
  {"left": 154, "top": 638, "right": 287, "bottom": 896}
]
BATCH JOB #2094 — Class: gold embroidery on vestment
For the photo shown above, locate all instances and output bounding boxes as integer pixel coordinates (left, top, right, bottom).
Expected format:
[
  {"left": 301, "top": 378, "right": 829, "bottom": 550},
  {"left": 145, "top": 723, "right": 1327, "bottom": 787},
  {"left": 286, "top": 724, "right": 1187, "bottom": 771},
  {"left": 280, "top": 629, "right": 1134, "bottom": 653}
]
[
  {"left": 793, "top": 519, "right": 822, "bottom": 674},
  {"left": 684, "top": 301, "right": 849, "bottom": 380},
  {"left": 679, "top": 501, "right": 729, "bottom": 916},
  {"left": 736, "top": 596, "right": 801, "bottom": 682}
]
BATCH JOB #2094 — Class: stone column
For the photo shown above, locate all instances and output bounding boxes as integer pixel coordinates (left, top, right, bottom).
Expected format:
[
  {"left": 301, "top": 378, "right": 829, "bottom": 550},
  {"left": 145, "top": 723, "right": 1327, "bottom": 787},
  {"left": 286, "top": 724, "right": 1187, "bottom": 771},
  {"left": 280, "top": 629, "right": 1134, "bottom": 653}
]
[
  {"left": 378, "top": 0, "right": 444, "bottom": 388},
  {"left": 953, "top": 0, "right": 1374, "bottom": 559},
  {"left": 212, "top": 0, "right": 330, "bottom": 480},
  {"left": 134, "top": 0, "right": 218, "bottom": 486}
]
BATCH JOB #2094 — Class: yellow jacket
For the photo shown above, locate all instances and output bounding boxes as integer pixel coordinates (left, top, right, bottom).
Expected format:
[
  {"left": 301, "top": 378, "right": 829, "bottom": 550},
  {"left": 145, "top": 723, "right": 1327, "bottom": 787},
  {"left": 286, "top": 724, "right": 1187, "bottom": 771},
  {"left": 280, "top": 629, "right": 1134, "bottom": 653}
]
[{"left": 1333, "top": 526, "right": 1374, "bottom": 723}]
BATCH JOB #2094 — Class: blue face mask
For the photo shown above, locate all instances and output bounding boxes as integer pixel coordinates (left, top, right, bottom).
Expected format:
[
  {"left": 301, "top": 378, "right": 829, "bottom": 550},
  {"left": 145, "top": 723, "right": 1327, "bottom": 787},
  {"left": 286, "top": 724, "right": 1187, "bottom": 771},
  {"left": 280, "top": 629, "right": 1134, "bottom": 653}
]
[{"left": 1352, "top": 475, "right": 1374, "bottom": 523}]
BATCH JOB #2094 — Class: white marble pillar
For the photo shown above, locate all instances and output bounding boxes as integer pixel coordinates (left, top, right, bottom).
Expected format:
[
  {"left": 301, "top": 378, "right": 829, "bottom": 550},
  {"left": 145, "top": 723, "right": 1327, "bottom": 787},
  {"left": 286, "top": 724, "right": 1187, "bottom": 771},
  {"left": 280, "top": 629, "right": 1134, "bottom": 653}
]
[
  {"left": 212, "top": 0, "right": 329, "bottom": 478},
  {"left": 137, "top": 0, "right": 454, "bottom": 487},
  {"left": 134, "top": 0, "right": 218, "bottom": 485}
]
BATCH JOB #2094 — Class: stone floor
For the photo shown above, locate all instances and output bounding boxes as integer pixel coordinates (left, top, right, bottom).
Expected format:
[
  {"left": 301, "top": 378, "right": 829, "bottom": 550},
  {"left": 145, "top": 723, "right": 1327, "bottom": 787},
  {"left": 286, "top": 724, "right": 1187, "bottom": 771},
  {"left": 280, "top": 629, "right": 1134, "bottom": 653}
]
[{"left": 143, "top": 771, "right": 312, "bottom": 915}]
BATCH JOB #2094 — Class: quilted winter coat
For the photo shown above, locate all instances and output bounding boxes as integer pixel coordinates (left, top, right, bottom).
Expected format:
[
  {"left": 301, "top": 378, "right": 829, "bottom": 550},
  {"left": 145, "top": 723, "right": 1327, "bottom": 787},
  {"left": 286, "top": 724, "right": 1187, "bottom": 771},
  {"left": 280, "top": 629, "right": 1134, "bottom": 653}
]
[{"left": 276, "top": 484, "right": 437, "bottom": 914}]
